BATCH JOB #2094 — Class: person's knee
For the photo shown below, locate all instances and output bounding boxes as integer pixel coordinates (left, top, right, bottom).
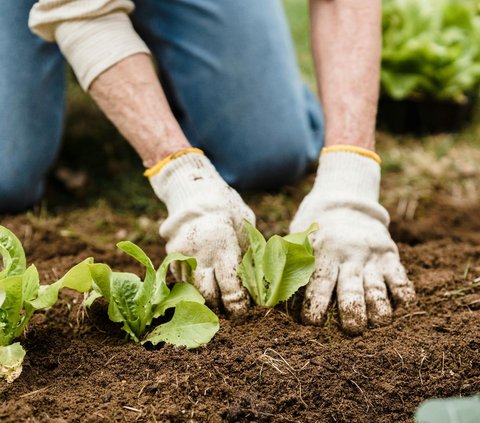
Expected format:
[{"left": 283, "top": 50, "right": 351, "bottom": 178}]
[
  {"left": 0, "top": 175, "right": 44, "bottom": 213},
  {"left": 219, "top": 129, "right": 317, "bottom": 190}
]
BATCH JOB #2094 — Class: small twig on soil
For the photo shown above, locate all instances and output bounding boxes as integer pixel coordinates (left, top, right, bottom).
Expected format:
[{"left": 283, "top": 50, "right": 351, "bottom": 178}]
[
  {"left": 349, "top": 379, "right": 373, "bottom": 412},
  {"left": 263, "top": 308, "right": 273, "bottom": 319},
  {"left": 149, "top": 405, "right": 158, "bottom": 423},
  {"left": 123, "top": 406, "right": 142, "bottom": 413},
  {"left": 393, "top": 348, "right": 405, "bottom": 369},
  {"left": 444, "top": 280, "right": 480, "bottom": 298},
  {"left": 352, "top": 364, "right": 369, "bottom": 380},
  {"left": 212, "top": 366, "right": 228, "bottom": 385},
  {"left": 137, "top": 381, "right": 152, "bottom": 398},
  {"left": 419, "top": 355, "right": 428, "bottom": 385},
  {"left": 397, "top": 311, "right": 427, "bottom": 321},
  {"left": 308, "top": 339, "right": 327, "bottom": 348},
  {"left": 19, "top": 386, "right": 49, "bottom": 398},
  {"left": 93, "top": 412, "right": 111, "bottom": 422},
  {"left": 105, "top": 353, "right": 119, "bottom": 366},
  {"left": 299, "top": 360, "right": 310, "bottom": 371},
  {"left": 441, "top": 352, "right": 445, "bottom": 376},
  {"left": 463, "top": 258, "right": 472, "bottom": 279}
]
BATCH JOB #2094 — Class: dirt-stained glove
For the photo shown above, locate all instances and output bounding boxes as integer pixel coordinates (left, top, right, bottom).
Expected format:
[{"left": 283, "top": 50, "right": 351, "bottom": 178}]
[
  {"left": 290, "top": 148, "right": 415, "bottom": 334},
  {"left": 149, "top": 151, "right": 254, "bottom": 316}
]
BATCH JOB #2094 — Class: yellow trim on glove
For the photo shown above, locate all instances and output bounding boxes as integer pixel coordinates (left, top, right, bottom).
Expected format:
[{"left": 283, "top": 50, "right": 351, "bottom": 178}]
[
  {"left": 144, "top": 148, "right": 205, "bottom": 177},
  {"left": 321, "top": 145, "right": 381, "bottom": 165}
]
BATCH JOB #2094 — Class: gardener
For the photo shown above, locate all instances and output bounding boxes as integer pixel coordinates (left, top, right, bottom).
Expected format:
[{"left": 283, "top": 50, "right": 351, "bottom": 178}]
[{"left": 1, "top": 0, "right": 415, "bottom": 334}]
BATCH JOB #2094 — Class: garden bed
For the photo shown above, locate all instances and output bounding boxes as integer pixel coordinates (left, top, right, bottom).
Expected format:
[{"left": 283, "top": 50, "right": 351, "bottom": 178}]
[{"left": 0, "top": 197, "right": 479, "bottom": 422}]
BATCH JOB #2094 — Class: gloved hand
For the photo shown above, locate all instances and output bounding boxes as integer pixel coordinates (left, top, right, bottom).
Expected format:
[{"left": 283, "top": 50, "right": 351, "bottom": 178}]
[
  {"left": 290, "top": 148, "right": 415, "bottom": 334},
  {"left": 149, "top": 152, "right": 255, "bottom": 316}
]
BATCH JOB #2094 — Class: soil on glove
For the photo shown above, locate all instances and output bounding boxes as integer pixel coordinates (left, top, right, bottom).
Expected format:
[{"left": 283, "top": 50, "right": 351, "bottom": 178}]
[{"left": 0, "top": 197, "right": 479, "bottom": 423}]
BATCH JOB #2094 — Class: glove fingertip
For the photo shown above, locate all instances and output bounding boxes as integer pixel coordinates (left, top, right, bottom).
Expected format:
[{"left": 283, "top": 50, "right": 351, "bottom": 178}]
[
  {"left": 366, "top": 300, "right": 392, "bottom": 328},
  {"left": 339, "top": 303, "right": 368, "bottom": 336},
  {"left": 301, "top": 295, "right": 329, "bottom": 326},
  {"left": 193, "top": 267, "right": 221, "bottom": 308},
  {"left": 392, "top": 285, "right": 416, "bottom": 306}
]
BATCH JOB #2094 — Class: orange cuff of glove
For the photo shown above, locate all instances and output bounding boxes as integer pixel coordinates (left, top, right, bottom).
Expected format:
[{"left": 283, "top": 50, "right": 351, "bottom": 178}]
[
  {"left": 144, "top": 148, "right": 205, "bottom": 177},
  {"left": 321, "top": 145, "right": 381, "bottom": 165}
]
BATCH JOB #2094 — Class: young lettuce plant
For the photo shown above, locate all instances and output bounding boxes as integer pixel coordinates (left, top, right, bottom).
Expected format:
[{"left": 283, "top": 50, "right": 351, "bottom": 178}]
[
  {"left": 238, "top": 220, "right": 317, "bottom": 307},
  {"left": 0, "top": 226, "right": 91, "bottom": 383},
  {"left": 70, "top": 241, "right": 219, "bottom": 349}
]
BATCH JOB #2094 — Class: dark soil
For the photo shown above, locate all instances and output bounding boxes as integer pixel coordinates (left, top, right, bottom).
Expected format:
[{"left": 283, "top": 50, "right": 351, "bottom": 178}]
[{"left": 0, "top": 199, "right": 479, "bottom": 423}]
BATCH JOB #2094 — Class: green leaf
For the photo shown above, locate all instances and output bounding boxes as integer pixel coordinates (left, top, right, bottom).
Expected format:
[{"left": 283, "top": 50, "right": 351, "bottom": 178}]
[
  {"left": 238, "top": 248, "right": 261, "bottom": 303},
  {"left": 153, "top": 252, "right": 197, "bottom": 309},
  {"left": 155, "top": 283, "right": 205, "bottom": 317},
  {"left": 238, "top": 221, "right": 316, "bottom": 307},
  {"left": 263, "top": 237, "right": 316, "bottom": 307},
  {"left": 283, "top": 223, "right": 318, "bottom": 254},
  {"left": 21, "top": 265, "right": 40, "bottom": 304},
  {"left": 0, "top": 276, "right": 23, "bottom": 346},
  {"left": 84, "top": 290, "right": 102, "bottom": 308},
  {"left": 415, "top": 396, "right": 480, "bottom": 423},
  {"left": 238, "top": 220, "right": 267, "bottom": 305},
  {"left": 89, "top": 263, "right": 114, "bottom": 300},
  {"left": 110, "top": 273, "right": 142, "bottom": 341},
  {"left": 0, "top": 342, "right": 26, "bottom": 383},
  {"left": 29, "top": 258, "right": 93, "bottom": 310},
  {"left": 0, "top": 226, "right": 26, "bottom": 279},
  {"left": 13, "top": 266, "right": 41, "bottom": 338},
  {"left": 156, "top": 252, "right": 197, "bottom": 285},
  {"left": 116, "top": 241, "right": 156, "bottom": 310},
  {"left": 117, "top": 241, "right": 154, "bottom": 270},
  {"left": 143, "top": 301, "right": 219, "bottom": 349}
]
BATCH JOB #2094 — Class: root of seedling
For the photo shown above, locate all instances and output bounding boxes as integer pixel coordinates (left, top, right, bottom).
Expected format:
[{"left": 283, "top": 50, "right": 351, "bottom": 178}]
[{"left": 258, "top": 348, "right": 307, "bottom": 408}]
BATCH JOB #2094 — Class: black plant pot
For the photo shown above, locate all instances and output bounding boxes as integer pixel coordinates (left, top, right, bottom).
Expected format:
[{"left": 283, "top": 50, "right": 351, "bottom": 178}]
[{"left": 377, "top": 92, "right": 478, "bottom": 135}]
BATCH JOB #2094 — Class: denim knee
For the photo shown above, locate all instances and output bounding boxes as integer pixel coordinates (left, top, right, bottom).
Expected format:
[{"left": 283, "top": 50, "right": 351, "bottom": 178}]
[
  {"left": 217, "top": 124, "right": 322, "bottom": 191},
  {"left": 0, "top": 175, "right": 44, "bottom": 213}
]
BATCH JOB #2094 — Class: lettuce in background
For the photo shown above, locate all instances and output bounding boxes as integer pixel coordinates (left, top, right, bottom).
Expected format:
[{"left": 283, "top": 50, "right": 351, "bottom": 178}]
[{"left": 382, "top": 0, "right": 480, "bottom": 103}]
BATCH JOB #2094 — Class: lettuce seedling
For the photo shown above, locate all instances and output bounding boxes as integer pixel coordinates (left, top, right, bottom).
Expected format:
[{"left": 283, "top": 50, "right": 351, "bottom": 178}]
[
  {"left": 71, "top": 241, "right": 219, "bottom": 349},
  {"left": 0, "top": 226, "right": 91, "bottom": 383},
  {"left": 238, "top": 221, "right": 317, "bottom": 307}
]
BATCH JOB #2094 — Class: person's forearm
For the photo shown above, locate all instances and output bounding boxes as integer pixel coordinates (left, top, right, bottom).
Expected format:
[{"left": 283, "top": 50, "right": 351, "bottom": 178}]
[
  {"left": 89, "top": 54, "right": 191, "bottom": 168},
  {"left": 310, "top": 0, "right": 381, "bottom": 151}
]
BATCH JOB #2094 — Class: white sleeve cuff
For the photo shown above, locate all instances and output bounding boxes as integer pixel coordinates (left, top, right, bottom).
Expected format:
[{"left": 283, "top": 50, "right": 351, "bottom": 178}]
[{"left": 54, "top": 11, "right": 151, "bottom": 90}]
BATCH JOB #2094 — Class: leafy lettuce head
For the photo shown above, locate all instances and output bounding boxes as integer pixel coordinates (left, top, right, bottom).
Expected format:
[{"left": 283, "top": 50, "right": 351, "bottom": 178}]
[{"left": 382, "top": 0, "right": 480, "bottom": 103}]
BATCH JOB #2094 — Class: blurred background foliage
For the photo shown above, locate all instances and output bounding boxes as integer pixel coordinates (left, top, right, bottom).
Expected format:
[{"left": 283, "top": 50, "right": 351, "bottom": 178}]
[{"left": 382, "top": 0, "right": 480, "bottom": 102}]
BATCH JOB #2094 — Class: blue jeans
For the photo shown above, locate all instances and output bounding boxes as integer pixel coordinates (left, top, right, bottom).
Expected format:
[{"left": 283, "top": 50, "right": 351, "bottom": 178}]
[{"left": 0, "top": 0, "right": 324, "bottom": 213}]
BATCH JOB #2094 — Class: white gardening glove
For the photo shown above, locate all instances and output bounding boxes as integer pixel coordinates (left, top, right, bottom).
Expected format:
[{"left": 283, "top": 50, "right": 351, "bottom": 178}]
[
  {"left": 149, "top": 152, "right": 255, "bottom": 316},
  {"left": 290, "top": 149, "right": 415, "bottom": 334}
]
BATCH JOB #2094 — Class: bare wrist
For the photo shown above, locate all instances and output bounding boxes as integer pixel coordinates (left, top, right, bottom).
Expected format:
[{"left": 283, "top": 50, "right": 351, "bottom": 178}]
[
  {"left": 325, "top": 133, "right": 376, "bottom": 151},
  {"left": 89, "top": 54, "right": 191, "bottom": 168}
]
